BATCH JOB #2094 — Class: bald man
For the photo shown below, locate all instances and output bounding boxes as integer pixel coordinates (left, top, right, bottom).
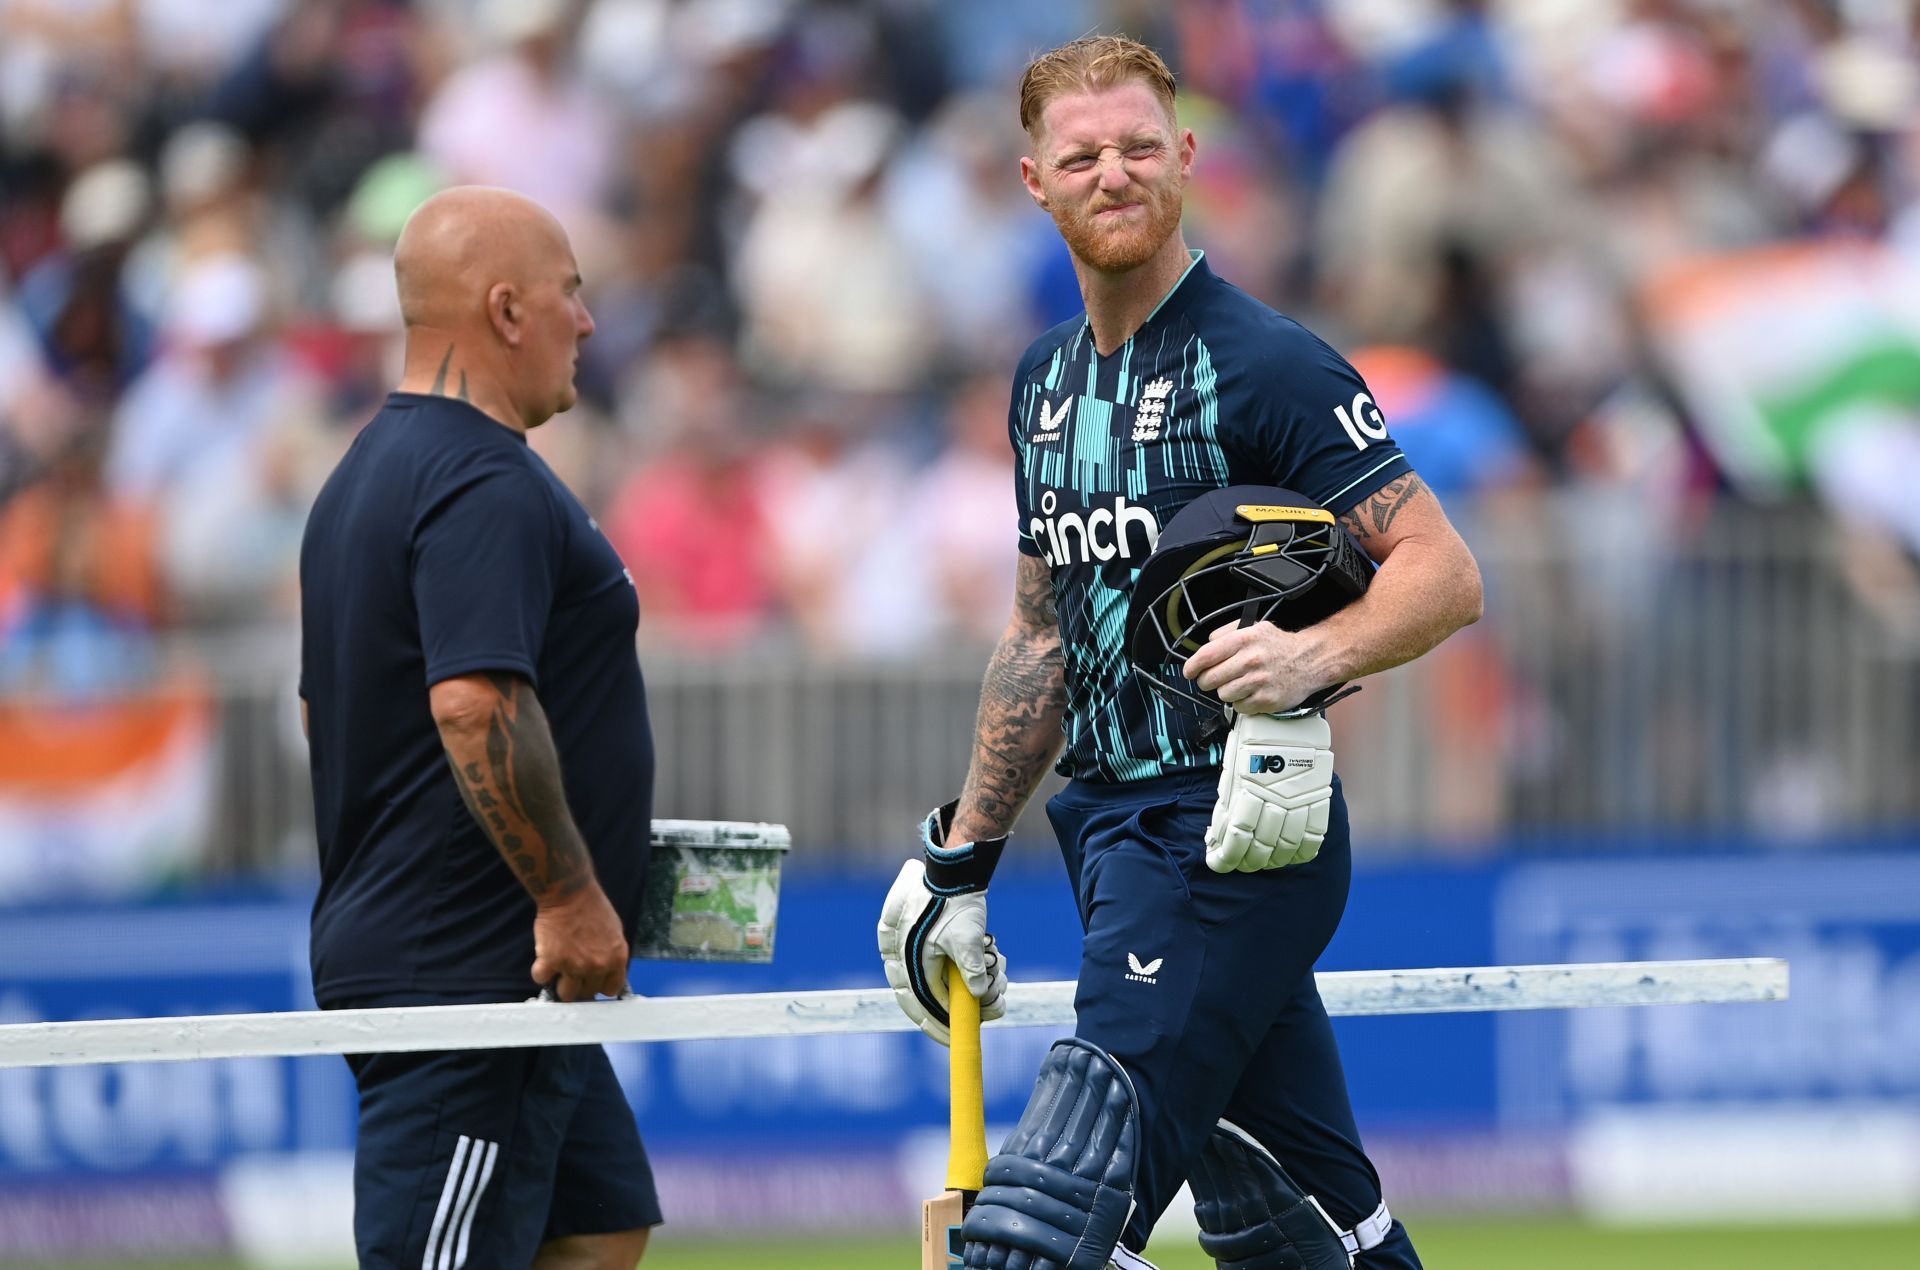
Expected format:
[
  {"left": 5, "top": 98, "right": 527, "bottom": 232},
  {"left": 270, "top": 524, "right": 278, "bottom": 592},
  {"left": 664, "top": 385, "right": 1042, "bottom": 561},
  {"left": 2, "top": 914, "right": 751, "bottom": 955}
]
[{"left": 299, "top": 187, "right": 660, "bottom": 1269}]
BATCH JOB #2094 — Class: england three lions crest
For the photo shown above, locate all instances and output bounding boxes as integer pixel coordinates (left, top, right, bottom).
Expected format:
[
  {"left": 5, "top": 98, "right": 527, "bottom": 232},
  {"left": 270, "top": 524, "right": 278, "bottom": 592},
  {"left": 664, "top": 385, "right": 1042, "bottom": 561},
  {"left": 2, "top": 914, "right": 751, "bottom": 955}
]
[{"left": 1132, "top": 377, "right": 1173, "bottom": 443}]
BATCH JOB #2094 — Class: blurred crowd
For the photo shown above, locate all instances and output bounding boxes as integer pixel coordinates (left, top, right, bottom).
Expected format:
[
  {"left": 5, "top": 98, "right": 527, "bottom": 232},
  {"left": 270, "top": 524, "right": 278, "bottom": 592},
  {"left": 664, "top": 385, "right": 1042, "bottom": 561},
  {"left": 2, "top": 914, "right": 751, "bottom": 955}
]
[{"left": 5, "top": 0, "right": 1920, "bottom": 687}]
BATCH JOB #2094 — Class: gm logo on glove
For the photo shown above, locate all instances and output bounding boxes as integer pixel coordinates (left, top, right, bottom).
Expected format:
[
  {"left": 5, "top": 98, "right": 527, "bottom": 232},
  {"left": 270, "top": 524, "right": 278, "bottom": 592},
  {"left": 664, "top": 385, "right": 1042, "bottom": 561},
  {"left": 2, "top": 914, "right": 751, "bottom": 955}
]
[{"left": 1206, "top": 713, "right": 1337, "bottom": 873}]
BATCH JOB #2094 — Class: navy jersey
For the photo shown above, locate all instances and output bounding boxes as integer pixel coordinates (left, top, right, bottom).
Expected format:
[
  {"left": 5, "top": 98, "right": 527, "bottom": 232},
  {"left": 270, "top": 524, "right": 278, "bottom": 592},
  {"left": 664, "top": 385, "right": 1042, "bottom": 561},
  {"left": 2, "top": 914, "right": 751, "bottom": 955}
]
[
  {"left": 1011, "top": 253, "right": 1411, "bottom": 783},
  {"left": 299, "top": 394, "right": 653, "bottom": 1003}
]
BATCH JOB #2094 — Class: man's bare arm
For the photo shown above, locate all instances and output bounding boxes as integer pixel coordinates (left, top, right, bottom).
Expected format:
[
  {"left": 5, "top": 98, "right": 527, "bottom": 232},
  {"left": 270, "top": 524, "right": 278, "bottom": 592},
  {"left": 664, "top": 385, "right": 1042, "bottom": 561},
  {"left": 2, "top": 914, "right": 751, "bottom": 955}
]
[
  {"left": 1316, "top": 472, "right": 1483, "bottom": 683},
  {"left": 948, "top": 554, "right": 1068, "bottom": 844},
  {"left": 430, "top": 671, "right": 626, "bottom": 999},
  {"left": 429, "top": 671, "right": 596, "bottom": 903},
  {"left": 1186, "top": 472, "right": 1482, "bottom": 717}
]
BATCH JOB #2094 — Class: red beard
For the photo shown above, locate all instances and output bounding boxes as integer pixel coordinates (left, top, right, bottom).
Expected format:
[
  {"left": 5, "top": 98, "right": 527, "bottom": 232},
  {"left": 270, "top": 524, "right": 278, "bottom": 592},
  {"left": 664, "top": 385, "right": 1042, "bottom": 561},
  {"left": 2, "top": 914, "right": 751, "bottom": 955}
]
[{"left": 1049, "top": 177, "right": 1184, "bottom": 273}]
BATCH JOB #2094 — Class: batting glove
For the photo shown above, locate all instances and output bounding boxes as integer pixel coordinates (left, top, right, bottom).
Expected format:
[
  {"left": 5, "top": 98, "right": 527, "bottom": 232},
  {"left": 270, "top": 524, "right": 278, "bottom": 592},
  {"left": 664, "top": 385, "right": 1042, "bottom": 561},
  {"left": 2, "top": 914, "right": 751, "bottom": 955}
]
[
  {"left": 876, "top": 802, "right": 1009, "bottom": 1046},
  {"left": 1205, "top": 712, "right": 1335, "bottom": 873}
]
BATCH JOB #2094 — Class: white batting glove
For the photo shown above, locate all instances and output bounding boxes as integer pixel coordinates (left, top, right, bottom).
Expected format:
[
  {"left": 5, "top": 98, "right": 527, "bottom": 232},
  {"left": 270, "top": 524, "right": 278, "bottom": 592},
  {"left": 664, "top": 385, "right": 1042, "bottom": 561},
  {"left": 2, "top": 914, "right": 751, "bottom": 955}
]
[
  {"left": 875, "top": 803, "right": 1009, "bottom": 1047},
  {"left": 1205, "top": 712, "right": 1335, "bottom": 873}
]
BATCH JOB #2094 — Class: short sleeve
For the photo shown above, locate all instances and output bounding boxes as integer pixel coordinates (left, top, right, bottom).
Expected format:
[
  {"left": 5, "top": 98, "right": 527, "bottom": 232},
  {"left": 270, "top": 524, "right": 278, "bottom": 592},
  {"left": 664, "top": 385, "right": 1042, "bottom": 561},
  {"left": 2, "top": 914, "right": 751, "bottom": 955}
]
[
  {"left": 1241, "top": 329, "right": 1413, "bottom": 516},
  {"left": 412, "top": 458, "right": 562, "bottom": 690},
  {"left": 1010, "top": 366, "right": 1043, "bottom": 558}
]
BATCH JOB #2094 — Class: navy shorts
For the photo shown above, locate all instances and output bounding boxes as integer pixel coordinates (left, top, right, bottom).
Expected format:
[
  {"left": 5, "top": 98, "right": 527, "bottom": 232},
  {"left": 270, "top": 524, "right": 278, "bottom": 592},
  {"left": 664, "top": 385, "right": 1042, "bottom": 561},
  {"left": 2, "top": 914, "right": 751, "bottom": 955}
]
[
  {"left": 1046, "top": 768, "right": 1421, "bottom": 1267},
  {"left": 339, "top": 993, "right": 661, "bottom": 1270}
]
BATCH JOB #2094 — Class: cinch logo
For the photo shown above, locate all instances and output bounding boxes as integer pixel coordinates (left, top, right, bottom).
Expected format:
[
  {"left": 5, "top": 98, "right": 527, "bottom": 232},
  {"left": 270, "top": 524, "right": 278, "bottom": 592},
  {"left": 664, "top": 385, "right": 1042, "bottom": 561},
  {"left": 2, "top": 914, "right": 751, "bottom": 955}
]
[
  {"left": 1030, "top": 488, "right": 1160, "bottom": 567},
  {"left": 1125, "top": 952, "right": 1163, "bottom": 984}
]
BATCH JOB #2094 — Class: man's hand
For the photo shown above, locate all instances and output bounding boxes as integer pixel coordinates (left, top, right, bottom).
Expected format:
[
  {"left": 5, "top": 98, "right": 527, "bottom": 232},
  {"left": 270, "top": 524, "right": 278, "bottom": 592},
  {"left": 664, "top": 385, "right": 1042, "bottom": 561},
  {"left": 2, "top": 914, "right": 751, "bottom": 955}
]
[
  {"left": 1205, "top": 711, "right": 1335, "bottom": 872},
  {"left": 876, "top": 804, "right": 1010, "bottom": 1046},
  {"left": 532, "top": 886, "right": 630, "bottom": 1001},
  {"left": 1182, "top": 620, "right": 1328, "bottom": 716}
]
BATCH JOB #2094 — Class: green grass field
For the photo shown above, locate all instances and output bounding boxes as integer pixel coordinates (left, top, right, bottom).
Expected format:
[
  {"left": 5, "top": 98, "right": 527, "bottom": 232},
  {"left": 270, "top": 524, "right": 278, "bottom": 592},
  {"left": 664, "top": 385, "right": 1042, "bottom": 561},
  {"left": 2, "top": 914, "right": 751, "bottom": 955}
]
[
  {"left": 27, "top": 1218, "right": 1920, "bottom": 1270},
  {"left": 639, "top": 1219, "right": 1920, "bottom": 1269},
  {"left": 634, "top": 1220, "right": 1917, "bottom": 1269}
]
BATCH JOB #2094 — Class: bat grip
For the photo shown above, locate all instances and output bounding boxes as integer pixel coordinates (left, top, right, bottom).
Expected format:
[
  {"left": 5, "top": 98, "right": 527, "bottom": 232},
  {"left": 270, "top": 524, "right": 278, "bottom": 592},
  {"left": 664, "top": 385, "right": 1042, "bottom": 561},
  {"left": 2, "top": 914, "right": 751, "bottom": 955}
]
[{"left": 945, "top": 961, "right": 988, "bottom": 1192}]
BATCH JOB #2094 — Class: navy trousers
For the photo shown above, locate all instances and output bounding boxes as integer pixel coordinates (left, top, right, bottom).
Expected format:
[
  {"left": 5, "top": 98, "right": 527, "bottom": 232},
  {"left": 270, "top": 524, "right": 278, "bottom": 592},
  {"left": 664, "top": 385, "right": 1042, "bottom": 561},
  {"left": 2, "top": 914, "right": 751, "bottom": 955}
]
[{"left": 1045, "top": 768, "right": 1421, "bottom": 1267}]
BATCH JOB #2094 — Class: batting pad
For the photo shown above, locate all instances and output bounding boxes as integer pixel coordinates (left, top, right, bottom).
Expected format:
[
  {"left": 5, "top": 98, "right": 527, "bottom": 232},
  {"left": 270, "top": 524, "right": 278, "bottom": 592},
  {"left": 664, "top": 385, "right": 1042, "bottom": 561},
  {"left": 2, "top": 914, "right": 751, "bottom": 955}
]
[{"left": 961, "top": 1039, "right": 1140, "bottom": 1270}]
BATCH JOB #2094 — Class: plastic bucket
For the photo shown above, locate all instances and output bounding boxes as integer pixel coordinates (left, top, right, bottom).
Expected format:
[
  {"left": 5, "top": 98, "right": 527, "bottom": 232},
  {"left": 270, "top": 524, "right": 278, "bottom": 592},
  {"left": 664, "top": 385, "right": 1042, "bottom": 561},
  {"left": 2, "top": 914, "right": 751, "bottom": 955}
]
[{"left": 631, "top": 819, "right": 791, "bottom": 962}]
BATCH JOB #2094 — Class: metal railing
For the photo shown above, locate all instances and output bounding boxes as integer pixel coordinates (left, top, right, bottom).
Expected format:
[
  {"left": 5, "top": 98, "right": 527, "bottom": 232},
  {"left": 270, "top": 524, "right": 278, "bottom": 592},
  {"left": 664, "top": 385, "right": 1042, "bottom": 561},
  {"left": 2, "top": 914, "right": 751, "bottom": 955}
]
[{"left": 5, "top": 498, "right": 1916, "bottom": 877}]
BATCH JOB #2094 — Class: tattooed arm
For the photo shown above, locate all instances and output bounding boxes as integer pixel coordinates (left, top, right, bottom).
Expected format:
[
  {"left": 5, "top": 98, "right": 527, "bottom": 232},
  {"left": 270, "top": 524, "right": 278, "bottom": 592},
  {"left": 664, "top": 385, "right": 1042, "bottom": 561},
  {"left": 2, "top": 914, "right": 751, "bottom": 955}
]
[
  {"left": 1321, "top": 472, "right": 1484, "bottom": 678},
  {"left": 874, "top": 554, "right": 1061, "bottom": 1041},
  {"left": 429, "top": 671, "right": 629, "bottom": 1000},
  {"left": 1185, "top": 473, "right": 1484, "bottom": 714},
  {"left": 947, "top": 553, "right": 1069, "bottom": 845}
]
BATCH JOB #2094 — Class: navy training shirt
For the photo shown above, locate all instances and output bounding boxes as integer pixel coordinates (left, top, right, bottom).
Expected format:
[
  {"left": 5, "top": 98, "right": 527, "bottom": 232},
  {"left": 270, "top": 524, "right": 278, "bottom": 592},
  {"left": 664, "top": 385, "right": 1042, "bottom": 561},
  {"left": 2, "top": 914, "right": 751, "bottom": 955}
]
[
  {"left": 1010, "top": 252, "right": 1413, "bottom": 783},
  {"left": 299, "top": 393, "right": 653, "bottom": 1003}
]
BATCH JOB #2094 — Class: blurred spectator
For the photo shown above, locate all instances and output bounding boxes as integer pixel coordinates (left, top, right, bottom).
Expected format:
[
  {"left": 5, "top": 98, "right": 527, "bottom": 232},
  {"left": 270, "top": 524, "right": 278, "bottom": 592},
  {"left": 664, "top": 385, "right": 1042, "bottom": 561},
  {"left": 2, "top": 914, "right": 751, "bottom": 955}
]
[
  {"left": 416, "top": 0, "right": 616, "bottom": 243},
  {"left": 1167, "top": 0, "right": 1359, "bottom": 191},
  {"left": 577, "top": 0, "right": 787, "bottom": 119},
  {"left": 1174, "top": 98, "right": 1304, "bottom": 309},
  {"left": 105, "top": 252, "right": 322, "bottom": 620},
  {"left": 299, "top": 152, "right": 440, "bottom": 423},
  {"left": 882, "top": 92, "right": 1045, "bottom": 369},
  {"left": 0, "top": 442, "right": 160, "bottom": 699},
  {"left": 1345, "top": 345, "right": 1543, "bottom": 841},
  {"left": 755, "top": 397, "right": 934, "bottom": 657},
  {"left": 137, "top": 0, "right": 287, "bottom": 87},
  {"left": 13, "top": 158, "right": 156, "bottom": 400},
  {"left": 906, "top": 369, "right": 1018, "bottom": 646},
  {"left": 0, "top": 4, "right": 137, "bottom": 279},
  {"left": 0, "top": 288, "right": 84, "bottom": 506},
  {"left": 1314, "top": 65, "right": 1574, "bottom": 369},
  {"left": 124, "top": 122, "right": 259, "bottom": 303},
  {"left": 606, "top": 336, "right": 777, "bottom": 647},
  {"left": 308, "top": 245, "right": 404, "bottom": 419},
  {"left": 934, "top": 0, "right": 1093, "bottom": 92},
  {"left": 1349, "top": 345, "right": 1538, "bottom": 501},
  {"left": 3, "top": 0, "right": 1920, "bottom": 871},
  {"left": 731, "top": 97, "right": 932, "bottom": 391}
]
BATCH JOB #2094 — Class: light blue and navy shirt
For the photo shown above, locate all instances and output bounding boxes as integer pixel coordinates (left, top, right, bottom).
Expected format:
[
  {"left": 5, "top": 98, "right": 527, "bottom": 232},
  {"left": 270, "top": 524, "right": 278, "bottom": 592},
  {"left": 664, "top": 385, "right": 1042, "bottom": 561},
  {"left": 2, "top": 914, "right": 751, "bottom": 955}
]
[{"left": 1011, "top": 252, "right": 1411, "bottom": 784}]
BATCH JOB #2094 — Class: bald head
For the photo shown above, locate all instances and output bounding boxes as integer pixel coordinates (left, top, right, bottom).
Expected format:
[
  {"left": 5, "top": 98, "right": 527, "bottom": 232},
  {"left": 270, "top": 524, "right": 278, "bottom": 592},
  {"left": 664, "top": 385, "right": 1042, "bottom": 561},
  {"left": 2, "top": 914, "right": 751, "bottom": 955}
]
[
  {"left": 393, "top": 186, "right": 572, "bottom": 331},
  {"left": 390, "top": 186, "right": 594, "bottom": 429}
]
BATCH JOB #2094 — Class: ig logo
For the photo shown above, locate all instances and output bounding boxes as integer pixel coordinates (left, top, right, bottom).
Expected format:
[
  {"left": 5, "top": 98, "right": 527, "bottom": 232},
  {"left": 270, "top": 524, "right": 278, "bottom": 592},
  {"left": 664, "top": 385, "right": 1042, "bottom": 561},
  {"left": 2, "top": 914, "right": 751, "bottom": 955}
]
[{"left": 1333, "top": 392, "right": 1389, "bottom": 450}]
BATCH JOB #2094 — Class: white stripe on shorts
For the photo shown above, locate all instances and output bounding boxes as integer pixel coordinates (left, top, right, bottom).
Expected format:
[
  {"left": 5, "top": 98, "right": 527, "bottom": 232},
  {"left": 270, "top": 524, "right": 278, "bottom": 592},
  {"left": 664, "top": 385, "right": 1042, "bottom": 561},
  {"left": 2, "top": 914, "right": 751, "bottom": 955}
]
[
  {"left": 448, "top": 1138, "right": 500, "bottom": 1269},
  {"left": 421, "top": 1135, "right": 474, "bottom": 1270},
  {"left": 421, "top": 1134, "right": 500, "bottom": 1270}
]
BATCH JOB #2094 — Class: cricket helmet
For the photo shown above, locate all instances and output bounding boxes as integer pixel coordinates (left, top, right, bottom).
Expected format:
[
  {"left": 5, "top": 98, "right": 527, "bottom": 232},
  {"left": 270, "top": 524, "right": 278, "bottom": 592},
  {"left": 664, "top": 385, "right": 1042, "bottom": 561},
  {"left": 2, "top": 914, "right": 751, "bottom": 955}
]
[{"left": 1127, "top": 485, "right": 1372, "bottom": 723}]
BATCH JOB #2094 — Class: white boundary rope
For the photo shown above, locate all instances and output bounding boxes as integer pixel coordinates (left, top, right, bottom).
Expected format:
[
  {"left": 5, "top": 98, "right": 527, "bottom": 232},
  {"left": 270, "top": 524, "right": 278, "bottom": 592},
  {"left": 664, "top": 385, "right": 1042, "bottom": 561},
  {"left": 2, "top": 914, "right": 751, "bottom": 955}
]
[{"left": 0, "top": 958, "right": 1785, "bottom": 1069}]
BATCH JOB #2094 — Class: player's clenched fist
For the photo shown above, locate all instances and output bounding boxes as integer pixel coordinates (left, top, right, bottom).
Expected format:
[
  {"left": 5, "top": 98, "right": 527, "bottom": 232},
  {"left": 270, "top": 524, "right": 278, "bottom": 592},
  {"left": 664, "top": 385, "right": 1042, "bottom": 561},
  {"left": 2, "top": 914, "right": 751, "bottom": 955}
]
[
  {"left": 1205, "top": 711, "right": 1335, "bottom": 872},
  {"left": 532, "top": 886, "right": 631, "bottom": 1001},
  {"left": 877, "top": 802, "right": 1009, "bottom": 1046}
]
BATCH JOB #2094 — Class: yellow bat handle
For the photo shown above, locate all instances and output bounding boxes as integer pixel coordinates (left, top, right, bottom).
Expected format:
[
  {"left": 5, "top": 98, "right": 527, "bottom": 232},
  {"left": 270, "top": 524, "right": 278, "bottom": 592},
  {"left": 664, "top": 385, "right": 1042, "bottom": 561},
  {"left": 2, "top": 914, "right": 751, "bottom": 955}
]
[{"left": 946, "top": 961, "right": 988, "bottom": 1191}]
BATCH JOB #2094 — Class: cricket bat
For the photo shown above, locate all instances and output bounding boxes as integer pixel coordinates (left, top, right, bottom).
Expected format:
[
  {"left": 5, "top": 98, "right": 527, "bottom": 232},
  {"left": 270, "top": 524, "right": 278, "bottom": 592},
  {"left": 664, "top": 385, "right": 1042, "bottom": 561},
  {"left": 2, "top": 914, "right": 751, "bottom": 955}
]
[{"left": 922, "top": 961, "right": 988, "bottom": 1270}]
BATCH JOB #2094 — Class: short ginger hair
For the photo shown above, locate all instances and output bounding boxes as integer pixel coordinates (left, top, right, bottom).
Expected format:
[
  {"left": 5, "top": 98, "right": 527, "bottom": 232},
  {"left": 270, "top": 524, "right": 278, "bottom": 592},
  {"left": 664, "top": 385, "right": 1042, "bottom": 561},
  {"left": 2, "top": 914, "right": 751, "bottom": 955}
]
[{"left": 1018, "top": 35, "right": 1178, "bottom": 137}]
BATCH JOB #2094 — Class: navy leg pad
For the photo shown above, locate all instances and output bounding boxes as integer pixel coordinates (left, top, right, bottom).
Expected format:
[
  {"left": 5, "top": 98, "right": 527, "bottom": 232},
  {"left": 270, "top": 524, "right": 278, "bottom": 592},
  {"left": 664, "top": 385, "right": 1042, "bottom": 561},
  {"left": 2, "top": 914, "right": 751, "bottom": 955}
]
[
  {"left": 1190, "top": 1121, "right": 1352, "bottom": 1270},
  {"left": 961, "top": 1038, "right": 1140, "bottom": 1270}
]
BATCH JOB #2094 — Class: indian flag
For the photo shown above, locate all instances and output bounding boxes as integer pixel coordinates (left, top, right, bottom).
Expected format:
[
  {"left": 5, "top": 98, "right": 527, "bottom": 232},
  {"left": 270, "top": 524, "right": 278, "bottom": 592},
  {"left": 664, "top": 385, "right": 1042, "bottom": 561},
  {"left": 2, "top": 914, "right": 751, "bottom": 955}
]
[
  {"left": 0, "top": 687, "right": 217, "bottom": 898},
  {"left": 1645, "top": 241, "right": 1920, "bottom": 500}
]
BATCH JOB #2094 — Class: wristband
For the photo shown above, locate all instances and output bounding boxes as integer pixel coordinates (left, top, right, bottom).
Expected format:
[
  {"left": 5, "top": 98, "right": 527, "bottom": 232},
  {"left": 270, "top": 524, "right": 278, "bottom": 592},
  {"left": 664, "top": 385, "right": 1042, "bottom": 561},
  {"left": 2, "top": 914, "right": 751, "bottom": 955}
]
[{"left": 919, "top": 800, "right": 1008, "bottom": 895}]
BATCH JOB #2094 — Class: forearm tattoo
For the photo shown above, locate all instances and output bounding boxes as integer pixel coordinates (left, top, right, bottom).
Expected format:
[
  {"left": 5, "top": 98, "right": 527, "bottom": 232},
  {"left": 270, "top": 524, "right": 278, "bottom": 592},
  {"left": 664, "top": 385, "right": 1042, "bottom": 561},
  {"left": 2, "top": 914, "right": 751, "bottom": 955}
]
[
  {"left": 443, "top": 673, "right": 593, "bottom": 902},
  {"left": 1338, "top": 472, "right": 1426, "bottom": 547},
  {"left": 958, "top": 557, "right": 1067, "bottom": 836}
]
